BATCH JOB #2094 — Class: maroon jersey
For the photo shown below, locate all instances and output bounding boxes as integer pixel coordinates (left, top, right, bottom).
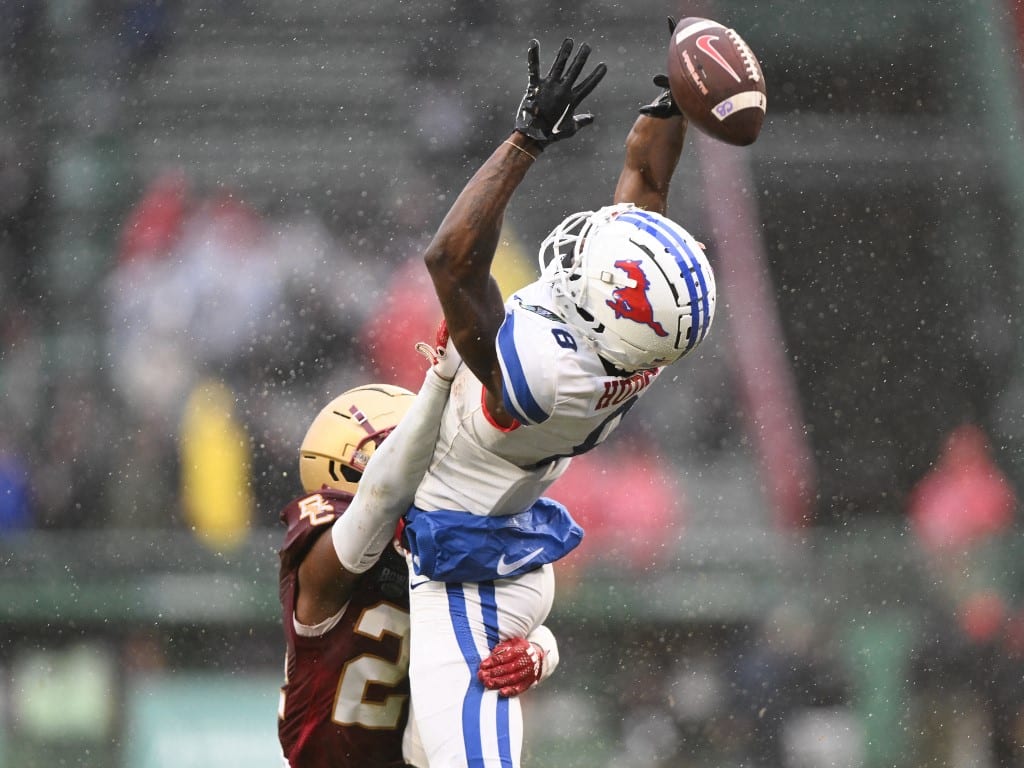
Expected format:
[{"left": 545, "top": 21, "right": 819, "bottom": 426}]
[{"left": 278, "top": 488, "right": 410, "bottom": 768}]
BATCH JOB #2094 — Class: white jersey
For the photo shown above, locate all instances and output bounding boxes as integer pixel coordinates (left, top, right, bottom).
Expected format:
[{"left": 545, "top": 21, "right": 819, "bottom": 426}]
[{"left": 414, "top": 280, "right": 662, "bottom": 517}]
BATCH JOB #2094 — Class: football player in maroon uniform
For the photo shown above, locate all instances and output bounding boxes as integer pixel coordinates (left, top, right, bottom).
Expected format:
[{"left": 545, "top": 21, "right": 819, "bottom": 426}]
[{"left": 277, "top": 332, "right": 560, "bottom": 768}]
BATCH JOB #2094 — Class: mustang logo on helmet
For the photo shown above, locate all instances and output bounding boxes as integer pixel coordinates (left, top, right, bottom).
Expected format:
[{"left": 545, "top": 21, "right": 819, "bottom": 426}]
[
  {"left": 605, "top": 259, "right": 669, "bottom": 337},
  {"left": 538, "top": 203, "right": 717, "bottom": 372}
]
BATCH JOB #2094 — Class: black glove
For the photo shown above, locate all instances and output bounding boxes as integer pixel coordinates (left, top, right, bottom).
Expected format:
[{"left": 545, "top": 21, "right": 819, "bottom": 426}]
[
  {"left": 638, "top": 17, "right": 682, "bottom": 119},
  {"left": 638, "top": 74, "right": 682, "bottom": 119},
  {"left": 515, "top": 38, "right": 607, "bottom": 146}
]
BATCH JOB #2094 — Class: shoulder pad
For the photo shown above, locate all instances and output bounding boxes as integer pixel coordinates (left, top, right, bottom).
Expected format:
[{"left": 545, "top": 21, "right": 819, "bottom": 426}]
[
  {"left": 279, "top": 488, "right": 353, "bottom": 570},
  {"left": 496, "top": 307, "right": 572, "bottom": 425}
]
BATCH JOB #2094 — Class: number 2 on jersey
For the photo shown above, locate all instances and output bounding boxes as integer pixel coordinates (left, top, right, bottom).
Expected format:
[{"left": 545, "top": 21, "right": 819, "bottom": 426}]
[{"left": 334, "top": 603, "right": 410, "bottom": 728}]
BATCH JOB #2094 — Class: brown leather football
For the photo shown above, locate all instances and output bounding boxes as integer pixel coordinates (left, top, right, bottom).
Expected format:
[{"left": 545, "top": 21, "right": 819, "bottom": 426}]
[{"left": 667, "top": 17, "right": 767, "bottom": 146}]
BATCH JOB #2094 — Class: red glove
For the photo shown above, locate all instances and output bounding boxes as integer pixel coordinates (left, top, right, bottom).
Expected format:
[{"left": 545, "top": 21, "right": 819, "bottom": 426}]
[{"left": 477, "top": 638, "right": 544, "bottom": 697}]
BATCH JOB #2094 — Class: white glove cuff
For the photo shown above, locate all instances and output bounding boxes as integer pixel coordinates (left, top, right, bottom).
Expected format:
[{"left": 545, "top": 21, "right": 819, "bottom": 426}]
[
  {"left": 526, "top": 624, "right": 559, "bottom": 684},
  {"left": 433, "top": 337, "right": 462, "bottom": 381},
  {"left": 414, "top": 337, "right": 462, "bottom": 381}
]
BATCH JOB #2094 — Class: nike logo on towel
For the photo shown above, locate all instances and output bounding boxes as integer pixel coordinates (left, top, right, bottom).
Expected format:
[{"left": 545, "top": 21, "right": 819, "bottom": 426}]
[
  {"left": 409, "top": 575, "right": 431, "bottom": 590},
  {"left": 496, "top": 548, "right": 544, "bottom": 577}
]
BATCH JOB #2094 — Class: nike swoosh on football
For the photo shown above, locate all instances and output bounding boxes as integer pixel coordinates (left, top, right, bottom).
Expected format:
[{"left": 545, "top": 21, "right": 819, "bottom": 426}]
[
  {"left": 695, "top": 34, "right": 741, "bottom": 82},
  {"left": 496, "top": 547, "right": 545, "bottom": 577}
]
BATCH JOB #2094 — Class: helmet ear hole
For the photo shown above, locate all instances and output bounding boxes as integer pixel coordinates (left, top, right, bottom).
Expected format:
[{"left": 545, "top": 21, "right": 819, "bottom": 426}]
[{"left": 340, "top": 465, "right": 363, "bottom": 484}]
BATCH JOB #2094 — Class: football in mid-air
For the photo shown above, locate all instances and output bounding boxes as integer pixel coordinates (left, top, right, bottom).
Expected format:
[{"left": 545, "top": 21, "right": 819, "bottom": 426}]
[{"left": 666, "top": 17, "right": 767, "bottom": 146}]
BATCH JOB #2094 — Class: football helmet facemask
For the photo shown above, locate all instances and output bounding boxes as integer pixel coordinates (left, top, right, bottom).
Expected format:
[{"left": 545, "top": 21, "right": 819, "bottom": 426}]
[
  {"left": 299, "top": 383, "right": 416, "bottom": 495},
  {"left": 538, "top": 203, "right": 716, "bottom": 372}
]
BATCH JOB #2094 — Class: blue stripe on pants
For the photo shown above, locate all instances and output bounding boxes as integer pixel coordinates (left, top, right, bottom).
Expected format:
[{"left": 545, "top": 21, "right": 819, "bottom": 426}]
[
  {"left": 479, "top": 582, "right": 512, "bottom": 767},
  {"left": 446, "top": 582, "right": 513, "bottom": 767}
]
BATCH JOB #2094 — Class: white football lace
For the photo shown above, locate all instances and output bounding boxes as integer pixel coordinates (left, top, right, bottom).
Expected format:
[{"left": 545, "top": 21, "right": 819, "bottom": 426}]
[{"left": 726, "top": 28, "right": 761, "bottom": 83}]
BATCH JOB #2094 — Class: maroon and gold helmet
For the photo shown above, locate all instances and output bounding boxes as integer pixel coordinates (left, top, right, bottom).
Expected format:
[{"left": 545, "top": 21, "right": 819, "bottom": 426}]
[{"left": 299, "top": 383, "right": 415, "bottom": 495}]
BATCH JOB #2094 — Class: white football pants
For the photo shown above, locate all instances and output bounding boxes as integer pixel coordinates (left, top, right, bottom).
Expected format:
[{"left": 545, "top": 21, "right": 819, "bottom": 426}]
[{"left": 406, "top": 558, "right": 555, "bottom": 768}]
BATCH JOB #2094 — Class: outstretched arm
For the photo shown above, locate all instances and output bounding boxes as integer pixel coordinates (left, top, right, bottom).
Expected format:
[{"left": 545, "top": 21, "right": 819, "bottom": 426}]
[
  {"left": 329, "top": 336, "right": 460, "bottom": 574},
  {"left": 423, "top": 37, "right": 606, "bottom": 427},
  {"left": 613, "top": 111, "right": 687, "bottom": 214},
  {"left": 614, "top": 30, "right": 689, "bottom": 215},
  {"left": 294, "top": 339, "right": 459, "bottom": 626},
  {"left": 422, "top": 134, "right": 538, "bottom": 421}
]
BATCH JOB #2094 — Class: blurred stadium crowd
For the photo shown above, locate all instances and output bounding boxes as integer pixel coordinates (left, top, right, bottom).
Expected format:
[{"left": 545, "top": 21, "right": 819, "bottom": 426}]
[
  {"left": 1, "top": 0, "right": 721, "bottom": 558},
  {"left": 4, "top": 0, "right": 1024, "bottom": 766}
]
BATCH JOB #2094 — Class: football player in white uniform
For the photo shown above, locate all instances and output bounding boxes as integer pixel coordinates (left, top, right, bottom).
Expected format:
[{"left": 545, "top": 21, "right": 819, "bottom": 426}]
[{"left": 332, "top": 33, "right": 717, "bottom": 768}]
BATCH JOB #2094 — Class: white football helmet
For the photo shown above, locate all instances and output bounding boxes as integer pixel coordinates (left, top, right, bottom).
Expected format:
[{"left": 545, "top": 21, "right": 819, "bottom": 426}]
[
  {"left": 538, "top": 203, "right": 716, "bottom": 372},
  {"left": 299, "top": 383, "right": 415, "bottom": 494}
]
